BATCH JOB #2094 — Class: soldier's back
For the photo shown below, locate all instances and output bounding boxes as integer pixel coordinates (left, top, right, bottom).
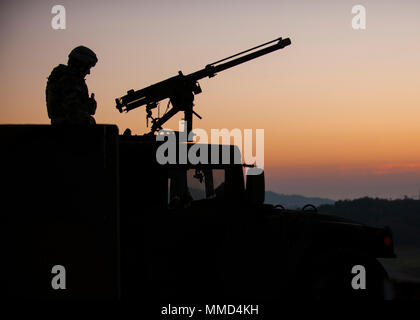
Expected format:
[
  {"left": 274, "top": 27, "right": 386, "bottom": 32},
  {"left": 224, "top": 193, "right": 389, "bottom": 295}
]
[{"left": 46, "top": 64, "right": 94, "bottom": 125}]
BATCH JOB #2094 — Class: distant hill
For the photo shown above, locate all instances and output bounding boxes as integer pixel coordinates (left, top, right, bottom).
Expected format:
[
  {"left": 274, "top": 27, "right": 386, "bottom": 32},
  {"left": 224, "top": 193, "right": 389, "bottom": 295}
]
[
  {"left": 319, "top": 197, "right": 420, "bottom": 247},
  {"left": 265, "top": 191, "right": 335, "bottom": 209},
  {"left": 188, "top": 188, "right": 335, "bottom": 209}
]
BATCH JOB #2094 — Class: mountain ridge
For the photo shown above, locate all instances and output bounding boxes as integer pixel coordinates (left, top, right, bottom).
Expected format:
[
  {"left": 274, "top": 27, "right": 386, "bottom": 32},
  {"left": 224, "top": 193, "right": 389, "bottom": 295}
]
[{"left": 265, "top": 191, "right": 335, "bottom": 209}]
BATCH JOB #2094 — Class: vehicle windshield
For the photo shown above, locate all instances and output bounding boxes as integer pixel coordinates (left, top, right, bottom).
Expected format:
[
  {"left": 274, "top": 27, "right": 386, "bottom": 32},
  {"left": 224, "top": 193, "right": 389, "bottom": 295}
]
[{"left": 168, "top": 168, "right": 225, "bottom": 205}]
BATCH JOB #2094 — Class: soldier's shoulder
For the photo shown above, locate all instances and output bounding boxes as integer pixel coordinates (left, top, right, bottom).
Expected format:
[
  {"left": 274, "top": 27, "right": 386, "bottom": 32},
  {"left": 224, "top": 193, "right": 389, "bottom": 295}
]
[
  {"left": 47, "top": 64, "right": 70, "bottom": 82},
  {"left": 49, "top": 64, "right": 68, "bottom": 75}
]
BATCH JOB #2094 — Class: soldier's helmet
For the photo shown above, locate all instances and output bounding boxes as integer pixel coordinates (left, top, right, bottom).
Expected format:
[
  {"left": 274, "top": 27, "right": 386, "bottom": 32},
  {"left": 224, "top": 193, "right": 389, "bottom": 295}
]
[{"left": 68, "top": 46, "right": 98, "bottom": 68}]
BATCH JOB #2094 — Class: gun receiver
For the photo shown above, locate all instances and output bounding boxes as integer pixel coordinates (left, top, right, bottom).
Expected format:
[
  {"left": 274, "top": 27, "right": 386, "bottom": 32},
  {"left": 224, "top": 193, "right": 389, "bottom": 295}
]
[{"left": 115, "top": 37, "right": 291, "bottom": 135}]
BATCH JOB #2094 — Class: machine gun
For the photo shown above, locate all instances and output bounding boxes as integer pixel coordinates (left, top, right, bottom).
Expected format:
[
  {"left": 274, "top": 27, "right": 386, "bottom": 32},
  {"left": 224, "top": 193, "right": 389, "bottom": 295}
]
[{"left": 115, "top": 36, "right": 291, "bottom": 136}]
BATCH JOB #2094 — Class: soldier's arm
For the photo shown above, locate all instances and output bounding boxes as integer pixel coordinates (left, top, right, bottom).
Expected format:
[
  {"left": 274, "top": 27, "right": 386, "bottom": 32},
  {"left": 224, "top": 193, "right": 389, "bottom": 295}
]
[
  {"left": 89, "top": 93, "right": 97, "bottom": 115},
  {"left": 60, "top": 77, "right": 93, "bottom": 123}
]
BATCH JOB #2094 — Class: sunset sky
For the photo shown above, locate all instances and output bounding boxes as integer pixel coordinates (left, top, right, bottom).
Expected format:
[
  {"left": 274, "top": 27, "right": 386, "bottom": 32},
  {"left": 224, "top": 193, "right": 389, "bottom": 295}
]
[{"left": 1, "top": 0, "right": 420, "bottom": 200}]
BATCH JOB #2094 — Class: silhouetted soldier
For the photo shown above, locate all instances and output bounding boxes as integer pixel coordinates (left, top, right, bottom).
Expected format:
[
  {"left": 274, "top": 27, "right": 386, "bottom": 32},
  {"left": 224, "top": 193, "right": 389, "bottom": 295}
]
[{"left": 46, "top": 46, "right": 98, "bottom": 125}]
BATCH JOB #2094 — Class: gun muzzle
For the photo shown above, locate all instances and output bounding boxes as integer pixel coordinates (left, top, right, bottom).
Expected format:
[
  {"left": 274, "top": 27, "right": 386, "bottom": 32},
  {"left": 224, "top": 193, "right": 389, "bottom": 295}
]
[{"left": 281, "top": 38, "right": 291, "bottom": 47}]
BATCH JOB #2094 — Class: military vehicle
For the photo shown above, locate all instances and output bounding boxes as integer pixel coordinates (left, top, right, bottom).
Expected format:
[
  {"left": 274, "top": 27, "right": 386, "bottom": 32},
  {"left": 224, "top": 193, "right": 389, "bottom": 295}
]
[{"left": 4, "top": 37, "right": 394, "bottom": 300}]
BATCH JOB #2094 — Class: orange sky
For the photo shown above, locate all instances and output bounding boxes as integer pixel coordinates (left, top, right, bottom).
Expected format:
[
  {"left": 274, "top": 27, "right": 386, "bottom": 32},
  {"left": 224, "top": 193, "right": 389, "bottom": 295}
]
[{"left": 1, "top": 0, "right": 420, "bottom": 199}]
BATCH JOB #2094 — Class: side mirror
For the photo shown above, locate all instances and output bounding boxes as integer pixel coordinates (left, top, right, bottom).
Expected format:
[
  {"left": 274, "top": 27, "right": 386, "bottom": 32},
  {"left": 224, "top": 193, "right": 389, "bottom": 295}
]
[{"left": 246, "top": 168, "right": 265, "bottom": 205}]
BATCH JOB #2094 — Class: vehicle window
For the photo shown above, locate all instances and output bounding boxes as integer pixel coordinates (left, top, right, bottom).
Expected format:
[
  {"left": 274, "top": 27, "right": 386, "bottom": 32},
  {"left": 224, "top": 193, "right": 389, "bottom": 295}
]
[
  {"left": 168, "top": 168, "right": 226, "bottom": 203},
  {"left": 188, "top": 169, "right": 225, "bottom": 200},
  {"left": 186, "top": 169, "right": 206, "bottom": 200}
]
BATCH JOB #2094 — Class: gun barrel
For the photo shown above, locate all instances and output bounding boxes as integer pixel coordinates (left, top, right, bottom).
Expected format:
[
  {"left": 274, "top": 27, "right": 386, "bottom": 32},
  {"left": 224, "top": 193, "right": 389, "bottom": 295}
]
[
  {"left": 188, "top": 37, "right": 291, "bottom": 81},
  {"left": 213, "top": 37, "right": 291, "bottom": 74},
  {"left": 115, "top": 36, "right": 291, "bottom": 113}
]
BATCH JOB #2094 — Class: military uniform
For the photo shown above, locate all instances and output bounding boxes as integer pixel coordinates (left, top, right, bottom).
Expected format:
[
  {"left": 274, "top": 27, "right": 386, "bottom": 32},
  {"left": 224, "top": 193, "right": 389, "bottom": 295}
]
[
  {"left": 46, "top": 46, "right": 98, "bottom": 125},
  {"left": 46, "top": 64, "right": 96, "bottom": 125}
]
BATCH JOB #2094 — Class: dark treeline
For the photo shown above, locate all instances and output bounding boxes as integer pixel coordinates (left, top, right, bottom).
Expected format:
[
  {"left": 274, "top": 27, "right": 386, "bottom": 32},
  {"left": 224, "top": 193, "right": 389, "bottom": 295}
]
[{"left": 319, "top": 197, "right": 420, "bottom": 247}]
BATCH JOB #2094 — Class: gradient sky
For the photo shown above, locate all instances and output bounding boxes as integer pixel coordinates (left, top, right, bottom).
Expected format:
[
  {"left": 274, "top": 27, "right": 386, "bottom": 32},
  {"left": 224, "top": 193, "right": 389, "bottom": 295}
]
[{"left": 1, "top": 0, "right": 420, "bottom": 200}]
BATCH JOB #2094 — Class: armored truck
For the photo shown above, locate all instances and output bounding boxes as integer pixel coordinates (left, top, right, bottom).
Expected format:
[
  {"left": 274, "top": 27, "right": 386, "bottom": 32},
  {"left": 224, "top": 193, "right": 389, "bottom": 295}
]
[{"left": 4, "top": 124, "right": 394, "bottom": 300}]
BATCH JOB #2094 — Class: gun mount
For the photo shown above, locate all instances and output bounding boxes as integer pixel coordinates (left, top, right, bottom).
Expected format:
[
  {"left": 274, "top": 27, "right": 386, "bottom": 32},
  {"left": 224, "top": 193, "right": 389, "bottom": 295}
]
[{"left": 115, "top": 37, "right": 291, "bottom": 136}]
